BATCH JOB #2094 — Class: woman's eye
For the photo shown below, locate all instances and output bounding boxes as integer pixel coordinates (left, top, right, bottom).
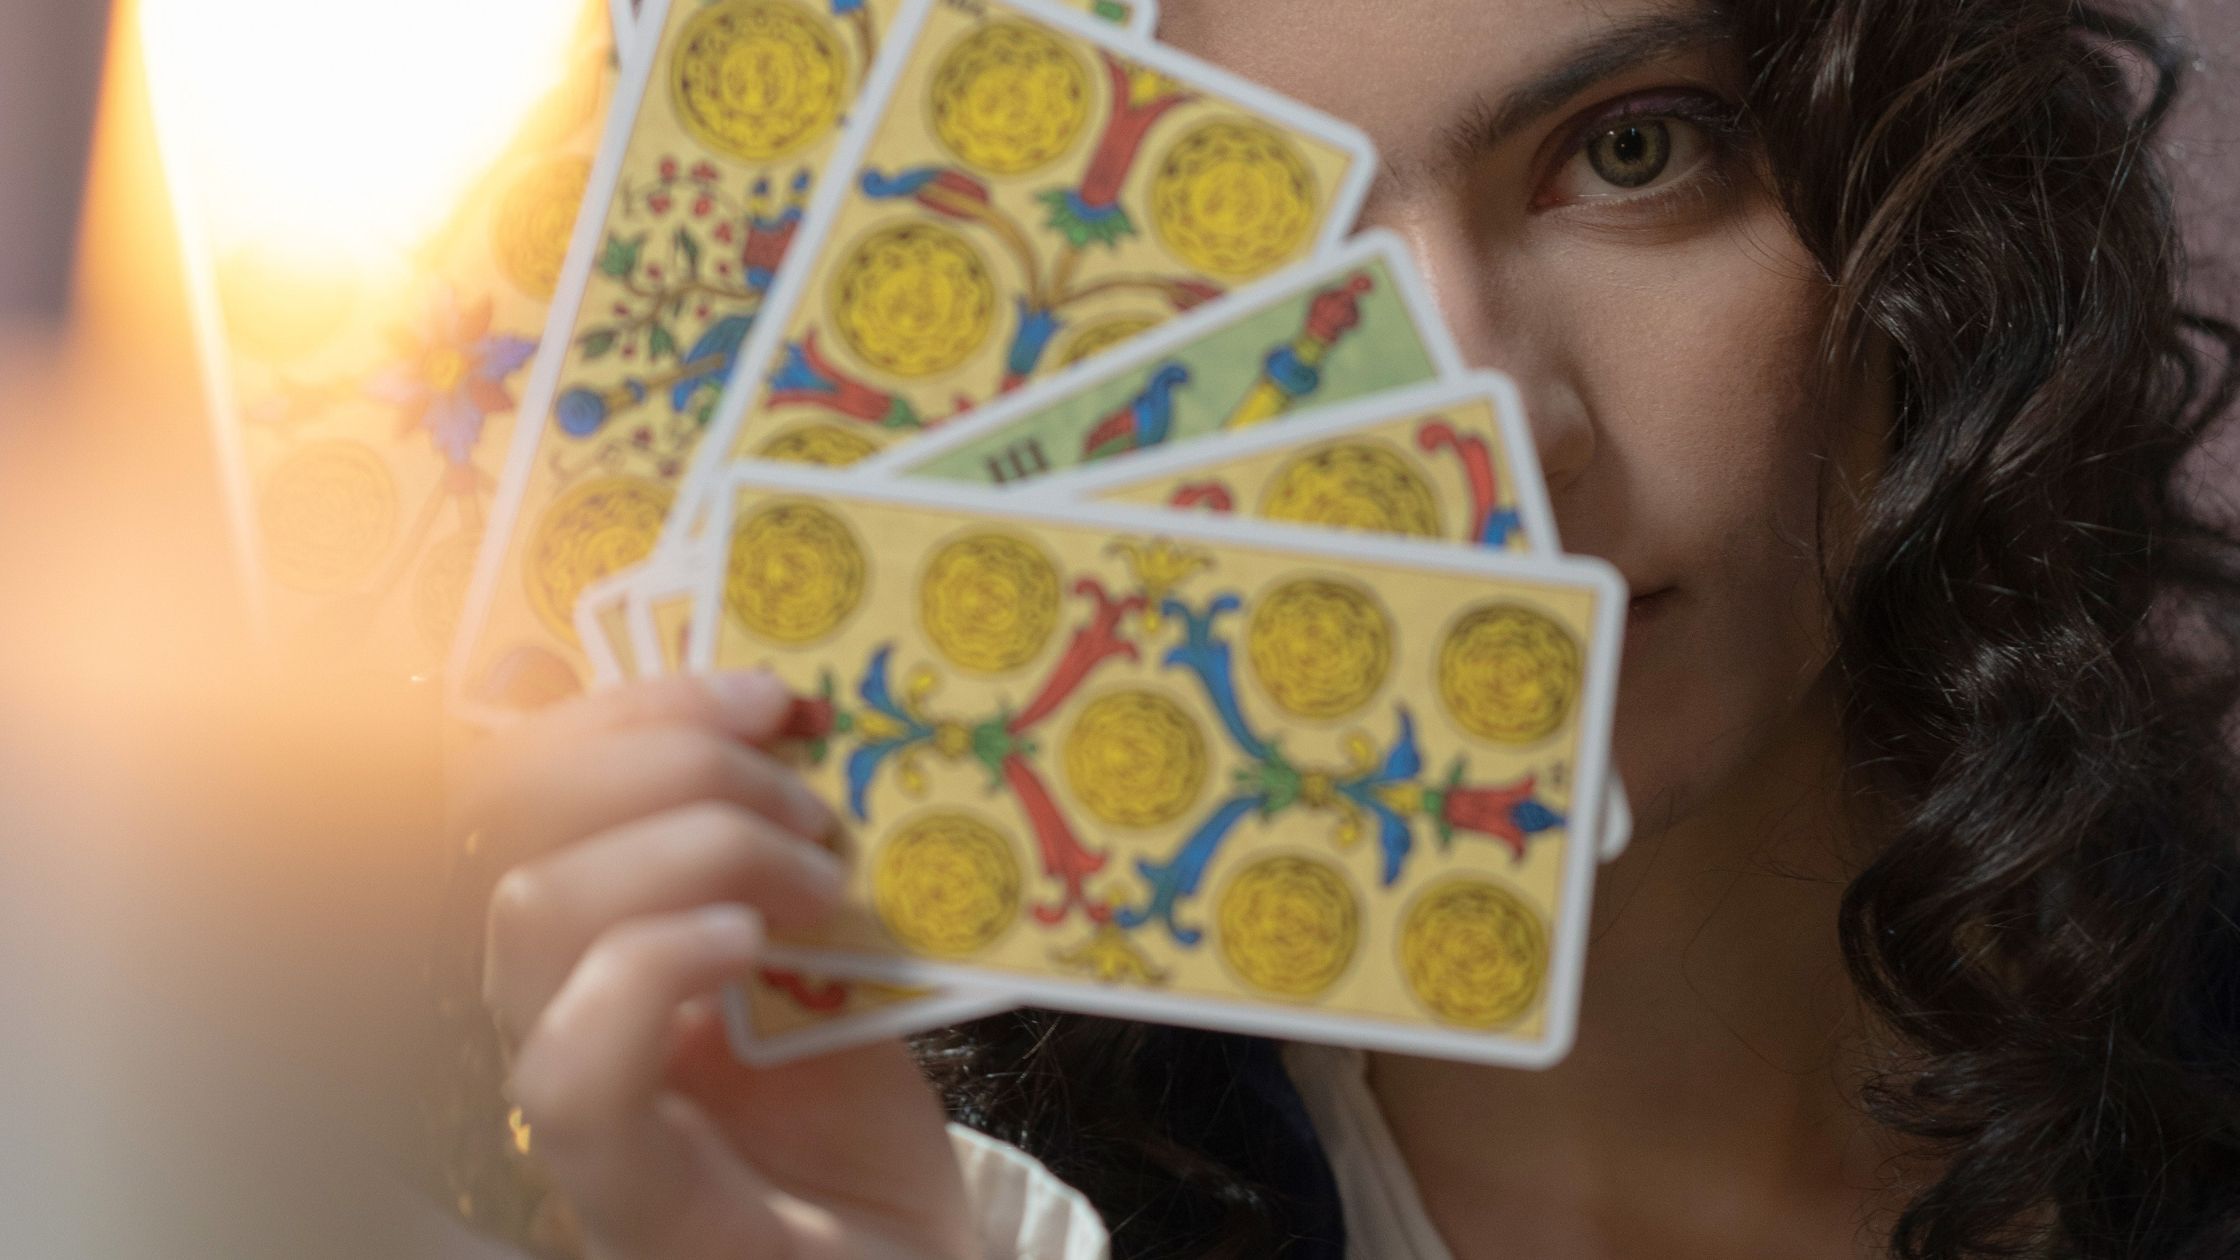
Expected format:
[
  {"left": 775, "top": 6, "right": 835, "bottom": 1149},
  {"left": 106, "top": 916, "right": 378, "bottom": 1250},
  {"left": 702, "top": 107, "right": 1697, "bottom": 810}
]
[
  {"left": 1587, "top": 121, "right": 1672, "bottom": 188},
  {"left": 1538, "top": 112, "right": 1719, "bottom": 208}
]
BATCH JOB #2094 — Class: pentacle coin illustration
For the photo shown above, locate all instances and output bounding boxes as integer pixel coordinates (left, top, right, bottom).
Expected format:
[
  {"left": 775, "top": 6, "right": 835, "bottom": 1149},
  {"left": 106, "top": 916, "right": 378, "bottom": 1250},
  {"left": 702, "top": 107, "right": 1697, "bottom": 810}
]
[
  {"left": 755, "top": 422, "right": 880, "bottom": 467},
  {"left": 830, "top": 221, "right": 998, "bottom": 378},
  {"left": 1259, "top": 440, "right": 1444, "bottom": 538},
  {"left": 1061, "top": 689, "right": 1210, "bottom": 828},
  {"left": 669, "top": 0, "right": 849, "bottom": 162},
  {"left": 1216, "top": 854, "right": 1360, "bottom": 1000},
  {"left": 1246, "top": 576, "right": 1394, "bottom": 719},
  {"left": 918, "top": 530, "right": 1061, "bottom": 673},
  {"left": 526, "top": 475, "right": 674, "bottom": 642},
  {"left": 928, "top": 20, "right": 1093, "bottom": 175},
  {"left": 873, "top": 810, "right": 1023, "bottom": 957},
  {"left": 1149, "top": 120, "right": 1317, "bottom": 278},
  {"left": 1399, "top": 876, "right": 1548, "bottom": 1028},
  {"left": 1435, "top": 602, "right": 1582, "bottom": 744},
  {"left": 724, "top": 499, "right": 867, "bottom": 644},
  {"left": 491, "top": 156, "right": 591, "bottom": 299},
  {"left": 259, "top": 441, "right": 399, "bottom": 594}
]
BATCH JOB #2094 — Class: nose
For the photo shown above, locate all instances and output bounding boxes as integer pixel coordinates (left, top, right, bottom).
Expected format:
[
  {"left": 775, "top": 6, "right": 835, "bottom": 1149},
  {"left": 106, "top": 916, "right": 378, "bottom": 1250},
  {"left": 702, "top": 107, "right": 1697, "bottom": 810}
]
[{"left": 1371, "top": 211, "right": 1596, "bottom": 496}]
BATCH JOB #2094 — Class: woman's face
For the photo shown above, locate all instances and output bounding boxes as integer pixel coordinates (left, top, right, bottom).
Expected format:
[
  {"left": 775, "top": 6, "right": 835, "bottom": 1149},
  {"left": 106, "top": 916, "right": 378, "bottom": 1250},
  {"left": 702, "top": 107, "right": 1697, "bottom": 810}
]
[{"left": 1159, "top": 0, "right": 1889, "bottom": 832}]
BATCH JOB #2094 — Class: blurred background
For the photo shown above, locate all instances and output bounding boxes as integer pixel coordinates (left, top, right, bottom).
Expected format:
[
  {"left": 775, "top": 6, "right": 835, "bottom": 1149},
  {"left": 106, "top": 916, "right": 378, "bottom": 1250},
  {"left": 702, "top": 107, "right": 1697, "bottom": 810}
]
[{"left": 0, "top": 1, "right": 2232, "bottom": 1257}]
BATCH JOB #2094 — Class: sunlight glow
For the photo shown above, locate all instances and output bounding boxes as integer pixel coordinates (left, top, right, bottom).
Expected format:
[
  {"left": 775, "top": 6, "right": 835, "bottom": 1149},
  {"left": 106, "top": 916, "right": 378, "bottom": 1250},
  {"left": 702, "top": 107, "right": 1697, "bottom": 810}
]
[{"left": 140, "top": 0, "right": 586, "bottom": 260}]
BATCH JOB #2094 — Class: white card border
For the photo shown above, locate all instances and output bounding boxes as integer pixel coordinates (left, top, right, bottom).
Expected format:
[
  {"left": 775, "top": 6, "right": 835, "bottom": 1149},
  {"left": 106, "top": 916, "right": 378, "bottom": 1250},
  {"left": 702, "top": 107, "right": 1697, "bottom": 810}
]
[
  {"left": 1120, "top": 0, "right": 1159, "bottom": 37},
  {"left": 573, "top": 565, "right": 647, "bottom": 687},
  {"left": 609, "top": 0, "right": 635, "bottom": 61},
  {"left": 722, "top": 982, "right": 1018, "bottom": 1067}
]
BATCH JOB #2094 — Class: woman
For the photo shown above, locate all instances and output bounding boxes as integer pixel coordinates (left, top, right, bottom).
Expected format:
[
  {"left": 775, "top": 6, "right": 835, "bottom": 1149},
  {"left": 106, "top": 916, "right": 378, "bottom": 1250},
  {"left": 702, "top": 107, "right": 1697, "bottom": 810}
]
[{"left": 467, "top": 0, "right": 2240, "bottom": 1255}]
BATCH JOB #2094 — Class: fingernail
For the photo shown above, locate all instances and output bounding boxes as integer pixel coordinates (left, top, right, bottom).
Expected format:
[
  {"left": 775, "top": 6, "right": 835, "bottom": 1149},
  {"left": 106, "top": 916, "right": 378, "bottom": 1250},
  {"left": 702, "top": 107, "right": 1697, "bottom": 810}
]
[
  {"left": 700, "top": 903, "right": 764, "bottom": 953},
  {"left": 709, "top": 669, "right": 787, "bottom": 718}
]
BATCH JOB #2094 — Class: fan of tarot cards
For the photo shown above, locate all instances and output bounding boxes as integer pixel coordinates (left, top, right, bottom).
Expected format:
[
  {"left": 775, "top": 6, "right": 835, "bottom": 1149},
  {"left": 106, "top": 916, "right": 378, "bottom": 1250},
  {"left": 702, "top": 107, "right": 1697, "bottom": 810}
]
[{"left": 172, "top": 0, "right": 1634, "bottom": 1071}]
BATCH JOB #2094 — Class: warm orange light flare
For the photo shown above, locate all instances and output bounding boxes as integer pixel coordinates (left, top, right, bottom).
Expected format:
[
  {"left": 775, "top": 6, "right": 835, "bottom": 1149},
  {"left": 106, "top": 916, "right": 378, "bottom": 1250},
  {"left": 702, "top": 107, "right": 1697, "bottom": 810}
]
[{"left": 140, "top": 0, "right": 586, "bottom": 261}]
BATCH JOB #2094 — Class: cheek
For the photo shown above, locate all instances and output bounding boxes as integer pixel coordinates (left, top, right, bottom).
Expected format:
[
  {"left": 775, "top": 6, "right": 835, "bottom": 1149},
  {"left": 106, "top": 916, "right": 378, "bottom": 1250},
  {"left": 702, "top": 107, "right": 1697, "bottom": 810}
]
[{"left": 1532, "top": 210, "right": 1860, "bottom": 822}]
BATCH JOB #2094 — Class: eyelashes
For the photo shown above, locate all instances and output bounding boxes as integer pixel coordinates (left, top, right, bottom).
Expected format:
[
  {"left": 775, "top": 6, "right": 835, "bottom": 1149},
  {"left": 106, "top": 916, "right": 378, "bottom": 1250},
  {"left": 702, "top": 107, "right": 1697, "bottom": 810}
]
[{"left": 1533, "top": 88, "right": 1750, "bottom": 215}]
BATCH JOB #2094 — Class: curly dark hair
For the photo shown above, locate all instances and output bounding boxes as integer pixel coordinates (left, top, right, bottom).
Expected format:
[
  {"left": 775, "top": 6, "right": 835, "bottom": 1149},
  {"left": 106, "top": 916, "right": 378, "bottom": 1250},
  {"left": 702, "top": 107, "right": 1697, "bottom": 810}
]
[{"left": 917, "top": 3, "right": 2240, "bottom": 1258}]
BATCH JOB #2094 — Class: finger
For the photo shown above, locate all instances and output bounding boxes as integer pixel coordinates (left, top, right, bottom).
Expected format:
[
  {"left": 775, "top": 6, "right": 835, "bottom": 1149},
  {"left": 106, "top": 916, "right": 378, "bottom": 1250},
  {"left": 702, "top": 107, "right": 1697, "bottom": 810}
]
[
  {"left": 484, "top": 802, "right": 848, "bottom": 1041},
  {"left": 484, "top": 724, "right": 843, "bottom": 868},
  {"left": 508, "top": 905, "right": 781, "bottom": 1252},
  {"left": 575, "top": 670, "right": 802, "bottom": 745},
  {"left": 456, "top": 670, "right": 804, "bottom": 829}
]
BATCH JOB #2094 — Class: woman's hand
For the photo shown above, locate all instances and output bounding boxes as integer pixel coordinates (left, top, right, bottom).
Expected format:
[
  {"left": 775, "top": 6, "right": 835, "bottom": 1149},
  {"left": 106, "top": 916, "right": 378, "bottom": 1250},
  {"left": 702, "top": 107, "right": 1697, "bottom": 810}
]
[{"left": 467, "top": 671, "right": 982, "bottom": 1260}]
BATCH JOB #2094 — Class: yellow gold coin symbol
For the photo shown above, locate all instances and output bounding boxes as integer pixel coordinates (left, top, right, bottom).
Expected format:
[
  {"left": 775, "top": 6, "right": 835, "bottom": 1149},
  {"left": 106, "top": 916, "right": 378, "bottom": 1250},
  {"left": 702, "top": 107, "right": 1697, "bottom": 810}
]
[
  {"left": 492, "top": 156, "right": 591, "bottom": 300},
  {"left": 873, "top": 811, "right": 1022, "bottom": 957},
  {"left": 1400, "top": 877, "right": 1548, "bottom": 1028},
  {"left": 756, "top": 423, "right": 879, "bottom": 467},
  {"left": 1062, "top": 689, "right": 1209, "bottom": 828},
  {"left": 830, "top": 222, "right": 998, "bottom": 378},
  {"left": 669, "top": 0, "right": 849, "bottom": 162},
  {"left": 1246, "top": 577, "right": 1393, "bottom": 719},
  {"left": 1435, "top": 603, "right": 1582, "bottom": 744},
  {"left": 1055, "top": 313, "right": 1160, "bottom": 368},
  {"left": 1149, "top": 120, "right": 1318, "bottom": 278},
  {"left": 526, "top": 476, "right": 674, "bottom": 642},
  {"left": 1217, "top": 854, "right": 1360, "bottom": 1000},
  {"left": 259, "top": 441, "right": 399, "bottom": 594},
  {"left": 726, "top": 500, "right": 866, "bottom": 644},
  {"left": 919, "top": 531, "right": 1061, "bottom": 673},
  {"left": 1260, "top": 441, "right": 1443, "bottom": 538},
  {"left": 929, "top": 20, "right": 1093, "bottom": 175}
]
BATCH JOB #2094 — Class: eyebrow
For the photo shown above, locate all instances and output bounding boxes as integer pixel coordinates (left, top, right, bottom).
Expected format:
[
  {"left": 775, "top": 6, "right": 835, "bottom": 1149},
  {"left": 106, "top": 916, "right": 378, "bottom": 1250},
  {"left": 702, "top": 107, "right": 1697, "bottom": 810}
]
[{"left": 1375, "top": 10, "right": 1732, "bottom": 196}]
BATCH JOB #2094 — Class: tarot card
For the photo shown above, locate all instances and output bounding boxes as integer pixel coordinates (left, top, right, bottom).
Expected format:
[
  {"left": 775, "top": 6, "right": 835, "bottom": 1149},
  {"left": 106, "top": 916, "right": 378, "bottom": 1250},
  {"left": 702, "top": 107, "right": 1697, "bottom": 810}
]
[
  {"left": 1019, "top": 371, "right": 1635, "bottom": 861},
  {"left": 154, "top": 0, "right": 619, "bottom": 679},
  {"left": 858, "top": 230, "right": 1457, "bottom": 487},
  {"left": 687, "top": 463, "right": 1623, "bottom": 1066},
  {"left": 571, "top": 556, "right": 1021, "bottom": 1060},
  {"left": 663, "top": 0, "right": 1379, "bottom": 542},
  {"left": 451, "top": 0, "right": 1157, "bottom": 723},
  {"left": 448, "top": 0, "right": 908, "bottom": 722},
  {"left": 1018, "top": 372, "right": 1553, "bottom": 552}
]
